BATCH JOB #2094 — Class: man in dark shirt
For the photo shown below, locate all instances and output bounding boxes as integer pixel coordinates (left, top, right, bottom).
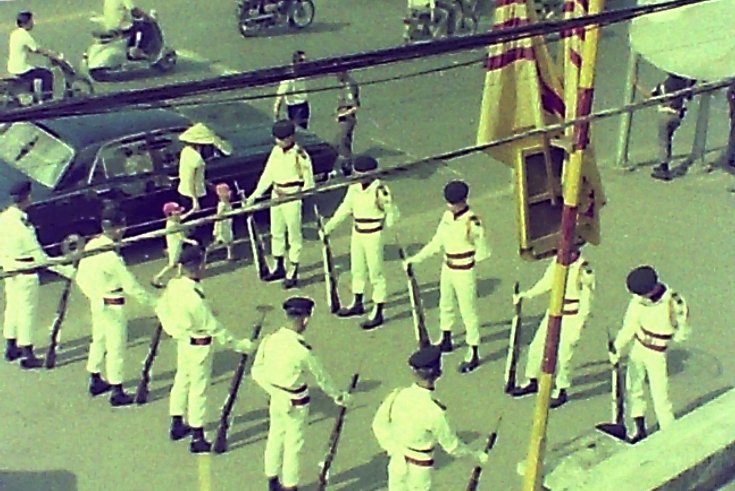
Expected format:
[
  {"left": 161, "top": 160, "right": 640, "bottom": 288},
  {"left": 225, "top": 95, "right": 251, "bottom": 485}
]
[
  {"left": 650, "top": 74, "right": 696, "bottom": 181},
  {"left": 334, "top": 70, "right": 361, "bottom": 177}
]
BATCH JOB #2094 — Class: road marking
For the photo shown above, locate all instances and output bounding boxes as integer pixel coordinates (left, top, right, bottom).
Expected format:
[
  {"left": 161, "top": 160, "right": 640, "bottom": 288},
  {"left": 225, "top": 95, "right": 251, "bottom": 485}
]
[
  {"left": 0, "top": 11, "right": 92, "bottom": 30},
  {"left": 198, "top": 454, "right": 212, "bottom": 491}
]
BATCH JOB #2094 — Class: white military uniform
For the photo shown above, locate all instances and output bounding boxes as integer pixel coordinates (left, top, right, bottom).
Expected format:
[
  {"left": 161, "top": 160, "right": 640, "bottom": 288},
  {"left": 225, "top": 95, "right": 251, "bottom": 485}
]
[
  {"left": 250, "top": 144, "right": 314, "bottom": 267},
  {"left": 251, "top": 327, "right": 339, "bottom": 488},
  {"left": 521, "top": 255, "right": 595, "bottom": 396},
  {"left": 0, "top": 206, "right": 72, "bottom": 348},
  {"left": 76, "top": 235, "right": 152, "bottom": 385},
  {"left": 372, "top": 384, "right": 473, "bottom": 491},
  {"left": 156, "top": 276, "right": 244, "bottom": 428},
  {"left": 409, "top": 206, "right": 490, "bottom": 350},
  {"left": 614, "top": 284, "right": 689, "bottom": 431},
  {"left": 213, "top": 201, "right": 234, "bottom": 245},
  {"left": 324, "top": 180, "right": 399, "bottom": 304}
]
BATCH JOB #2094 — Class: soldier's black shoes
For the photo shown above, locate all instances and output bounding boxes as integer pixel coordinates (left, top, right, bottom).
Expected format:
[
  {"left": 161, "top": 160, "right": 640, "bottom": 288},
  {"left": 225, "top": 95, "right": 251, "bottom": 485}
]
[
  {"left": 110, "top": 386, "right": 134, "bottom": 407},
  {"left": 190, "top": 428, "right": 212, "bottom": 453},
  {"left": 439, "top": 332, "right": 453, "bottom": 353},
  {"left": 550, "top": 389, "right": 568, "bottom": 409},
  {"left": 4, "top": 339, "right": 21, "bottom": 362},
  {"left": 19, "top": 346, "right": 42, "bottom": 369},
  {"left": 360, "top": 305, "right": 384, "bottom": 330},
  {"left": 267, "top": 476, "right": 282, "bottom": 491},
  {"left": 89, "top": 374, "right": 112, "bottom": 396},
  {"left": 265, "top": 257, "right": 286, "bottom": 282},
  {"left": 170, "top": 416, "right": 192, "bottom": 441},
  {"left": 628, "top": 416, "right": 647, "bottom": 444},
  {"left": 283, "top": 266, "right": 299, "bottom": 290},
  {"left": 511, "top": 379, "right": 538, "bottom": 398},
  {"left": 458, "top": 357, "right": 480, "bottom": 374},
  {"left": 337, "top": 296, "right": 364, "bottom": 317},
  {"left": 651, "top": 164, "right": 673, "bottom": 181}
]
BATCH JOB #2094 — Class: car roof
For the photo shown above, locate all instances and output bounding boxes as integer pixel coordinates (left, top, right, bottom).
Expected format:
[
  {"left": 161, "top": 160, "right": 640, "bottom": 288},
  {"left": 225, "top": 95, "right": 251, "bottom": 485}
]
[{"left": 34, "top": 108, "right": 192, "bottom": 150}]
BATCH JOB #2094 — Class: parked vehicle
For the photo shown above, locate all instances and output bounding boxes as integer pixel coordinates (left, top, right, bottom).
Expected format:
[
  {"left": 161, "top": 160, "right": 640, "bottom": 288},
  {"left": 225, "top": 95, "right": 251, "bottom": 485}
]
[
  {"left": 237, "top": 0, "right": 315, "bottom": 37},
  {"left": 0, "top": 108, "right": 337, "bottom": 249}
]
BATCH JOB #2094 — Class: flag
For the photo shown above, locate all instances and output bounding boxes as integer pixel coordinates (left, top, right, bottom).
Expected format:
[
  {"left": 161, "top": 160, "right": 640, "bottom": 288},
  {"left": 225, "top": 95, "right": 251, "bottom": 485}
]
[{"left": 476, "top": 0, "right": 565, "bottom": 168}]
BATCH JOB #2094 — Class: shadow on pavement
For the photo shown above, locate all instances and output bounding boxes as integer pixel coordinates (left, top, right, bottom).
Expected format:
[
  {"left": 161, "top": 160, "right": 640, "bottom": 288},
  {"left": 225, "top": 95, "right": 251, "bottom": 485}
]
[
  {"left": 313, "top": 452, "right": 387, "bottom": 491},
  {"left": 0, "top": 470, "right": 78, "bottom": 491},
  {"left": 362, "top": 145, "right": 406, "bottom": 160}
]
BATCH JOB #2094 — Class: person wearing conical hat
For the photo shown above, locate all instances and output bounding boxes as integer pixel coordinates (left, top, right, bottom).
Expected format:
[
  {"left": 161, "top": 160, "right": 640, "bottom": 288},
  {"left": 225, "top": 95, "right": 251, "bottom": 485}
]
[{"left": 177, "top": 123, "right": 232, "bottom": 212}]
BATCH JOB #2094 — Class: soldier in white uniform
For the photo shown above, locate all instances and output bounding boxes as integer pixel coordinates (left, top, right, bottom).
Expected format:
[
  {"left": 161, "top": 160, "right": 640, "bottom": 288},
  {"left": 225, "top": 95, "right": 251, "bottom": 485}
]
[
  {"left": 323, "top": 155, "right": 399, "bottom": 330},
  {"left": 251, "top": 296, "right": 349, "bottom": 491},
  {"left": 372, "top": 345, "right": 488, "bottom": 490},
  {"left": 0, "top": 180, "right": 74, "bottom": 368},
  {"left": 246, "top": 120, "right": 315, "bottom": 289},
  {"left": 75, "top": 208, "right": 156, "bottom": 406},
  {"left": 155, "top": 246, "right": 252, "bottom": 453},
  {"left": 611, "top": 266, "right": 689, "bottom": 443},
  {"left": 511, "top": 248, "right": 595, "bottom": 408},
  {"left": 406, "top": 181, "right": 490, "bottom": 374}
]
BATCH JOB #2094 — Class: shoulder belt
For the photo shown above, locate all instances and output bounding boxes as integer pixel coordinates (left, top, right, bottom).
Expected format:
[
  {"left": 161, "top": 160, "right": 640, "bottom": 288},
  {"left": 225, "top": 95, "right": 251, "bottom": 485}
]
[
  {"left": 386, "top": 388, "right": 404, "bottom": 423},
  {"left": 668, "top": 291, "right": 688, "bottom": 326},
  {"left": 375, "top": 183, "right": 390, "bottom": 212},
  {"left": 298, "top": 338, "right": 312, "bottom": 351},
  {"left": 432, "top": 399, "right": 447, "bottom": 411},
  {"left": 577, "top": 260, "right": 593, "bottom": 290},
  {"left": 194, "top": 288, "right": 206, "bottom": 300},
  {"left": 293, "top": 146, "right": 305, "bottom": 180},
  {"left": 466, "top": 214, "right": 481, "bottom": 243}
]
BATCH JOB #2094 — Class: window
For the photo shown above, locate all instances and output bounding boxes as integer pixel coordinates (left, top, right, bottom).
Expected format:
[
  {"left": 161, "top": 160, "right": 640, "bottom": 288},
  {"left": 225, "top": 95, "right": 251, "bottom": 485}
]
[
  {"left": 95, "top": 142, "right": 155, "bottom": 180},
  {"left": 0, "top": 122, "right": 74, "bottom": 188}
]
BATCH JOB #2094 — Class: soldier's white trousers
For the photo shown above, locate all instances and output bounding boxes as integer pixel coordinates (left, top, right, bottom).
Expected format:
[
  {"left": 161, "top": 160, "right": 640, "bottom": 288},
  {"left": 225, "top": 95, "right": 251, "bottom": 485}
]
[
  {"left": 350, "top": 230, "right": 386, "bottom": 303},
  {"left": 439, "top": 264, "right": 480, "bottom": 346},
  {"left": 387, "top": 455, "right": 432, "bottom": 491},
  {"left": 2, "top": 273, "right": 39, "bottom": 347},
  {"left": 270, "top": 199, "right": 303, "bottom": 265},
  {"left": 524, "top": 311, "right": 585, "bottom": 394},
  {"left": 169, "top": 339, "right": 213, "bottom": 428},
  {"left": 626, "top": 342, "right": 675, "bottom": 430},
  {"left": 264, "top": 394, "right": 308, "bottom": 487},
  {"left": 86, "top": 301, "right": 128, "bottom": 384}
]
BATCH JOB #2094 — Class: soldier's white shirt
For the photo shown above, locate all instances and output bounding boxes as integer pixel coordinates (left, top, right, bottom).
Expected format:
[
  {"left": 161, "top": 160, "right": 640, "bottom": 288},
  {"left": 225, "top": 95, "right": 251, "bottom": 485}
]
[
  {"left": 372, "top": 384, "right": 471, "bottom": 457},
  {"left": 410, "top": 206, "right": 490, "bottom": 265},
  {"left": 0, "top": 205, "right": 72, "bottom": 277},
  {"left": 614, "top": 284, "right": 690, "bottom": 352},
  {"left": 524, "top": 254, "right": 595, "bottom": 317},
  {"left": 251, "top": 144, "right": 314, "bottom": 200},
  {"left": 324, "top": 180, "right": 399, "bottom": 234},
  {"left": 251, "top": 327, "right": 339, "bottom": 399},
  {"left": 155, "top": 276, "right": 241, "bottom": 347},
  {"left": 75, "top": 235, "right": 150, "bottom": 305}
]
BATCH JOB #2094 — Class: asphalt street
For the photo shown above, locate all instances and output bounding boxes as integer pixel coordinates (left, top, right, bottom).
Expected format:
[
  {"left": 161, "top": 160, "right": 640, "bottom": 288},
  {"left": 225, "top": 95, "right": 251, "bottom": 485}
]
[{"left": 1, "top": 0, "right": 734, "bottom": 490}]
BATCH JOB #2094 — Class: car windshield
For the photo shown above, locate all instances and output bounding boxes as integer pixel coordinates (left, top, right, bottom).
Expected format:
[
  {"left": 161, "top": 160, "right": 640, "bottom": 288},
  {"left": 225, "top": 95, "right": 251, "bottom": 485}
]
[{"left": 0, "top": 122, "right": 74, "bottom": 188}]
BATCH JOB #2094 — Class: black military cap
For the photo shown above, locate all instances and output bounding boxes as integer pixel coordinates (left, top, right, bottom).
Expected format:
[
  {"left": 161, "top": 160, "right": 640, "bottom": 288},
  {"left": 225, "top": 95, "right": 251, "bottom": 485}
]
[
  {"left": 443, "top": 180, "right": 469, "bottom": 204},
  {"left": 353, "top": 155, "right": 378, "bottom": 173},
  {"left": 409, "top": 345, "right": 442, "bottom": 371},
  {"left": 272, "top": 119, "right": 296, "bottom": 139},
  {"left": 626, "top": 266, "right": 658, "bottom": 295},
  {"left": 9, "top": 180, "right": 31, "bottom": 201},
  {"left": 179, "top": 245, "right": 205, "bottom": 268},
  {"left": 283, "top": 296, "right": 315, "bottom": 316}
]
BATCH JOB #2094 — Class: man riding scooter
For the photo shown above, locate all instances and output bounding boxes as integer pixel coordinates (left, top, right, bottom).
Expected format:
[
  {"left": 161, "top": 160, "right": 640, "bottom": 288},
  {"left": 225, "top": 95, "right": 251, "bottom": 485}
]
[
  {"left": 6, "top": 11, "right": 61, "bottom": 102},
  {"left": 405, "top": 0, "right": 448, "bottom": 41},
  {"left": 102, "top": 0, "right": 152, "bottom": 59}
]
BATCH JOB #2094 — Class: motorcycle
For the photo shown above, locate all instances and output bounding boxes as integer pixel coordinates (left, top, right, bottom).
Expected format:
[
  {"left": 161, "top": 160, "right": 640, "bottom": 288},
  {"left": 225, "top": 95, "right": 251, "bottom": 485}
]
[
  {"left": 403, "top": 0, "right": 477, "bottom": 44},
  {"left": 81, "top": 10, "right": 177, "bottom": 82},
  {"left": 236, "top": 0, "right": 315, "bottom": 37},
  {"left": 0, "top": 53, "right": 93, "bottom": 109}
]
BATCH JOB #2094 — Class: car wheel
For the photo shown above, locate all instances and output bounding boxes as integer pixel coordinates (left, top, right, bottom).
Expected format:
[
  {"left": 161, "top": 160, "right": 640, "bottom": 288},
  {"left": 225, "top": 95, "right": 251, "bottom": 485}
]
[{"left": 289, "top": 0, "right": 315, "bottom": 28}]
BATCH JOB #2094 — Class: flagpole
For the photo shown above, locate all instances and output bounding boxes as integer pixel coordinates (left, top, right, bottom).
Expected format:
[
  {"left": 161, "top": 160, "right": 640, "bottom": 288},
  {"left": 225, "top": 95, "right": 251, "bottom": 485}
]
[{"left": 521, "top": 0, "right": 605, "bottom": 488}]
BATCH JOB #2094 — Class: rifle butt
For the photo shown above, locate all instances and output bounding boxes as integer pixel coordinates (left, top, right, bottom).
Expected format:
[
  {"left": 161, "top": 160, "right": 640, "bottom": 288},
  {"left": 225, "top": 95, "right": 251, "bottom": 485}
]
[
  {"left": 465, "top": 470, "right": 482, "bottom": 491},
  {"left": 504, "top": 282, "right": 522, "bottom": 393},
  {"left": 44, "top": 347, "right": 57, "bottom": 369},
  {"left": 134, "top": 381, "right": 149, "bottom": 405},
  {"left": 213, "top": 427, "right": 228, "bottom": 454}
]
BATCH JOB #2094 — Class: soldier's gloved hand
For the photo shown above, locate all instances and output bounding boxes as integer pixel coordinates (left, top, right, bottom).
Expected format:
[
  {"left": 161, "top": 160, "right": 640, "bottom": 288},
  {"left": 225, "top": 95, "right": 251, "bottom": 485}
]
[
  {"left": 234, "top": 338, "right": 253, "bottom": 354},
  {"left": 244, "top": 196, "right": 256, "bottom": 208},
  {"left": 333, "top": 391, "right": 352, "bottom": 408},
  {"left": 318, "top": 227, "right": 327, "bottom": 241},
  {"left": 475, "top": 450, "right": 489, "bottom": 465},
  {"left": 402, "top": 257, "right": 414, "bottom": 272},
  {"left": 608, "top": 349, "right": 620, "bottom": 365},
  {"left": 513, "top": 291, "right": 526, "bottom": 304}
]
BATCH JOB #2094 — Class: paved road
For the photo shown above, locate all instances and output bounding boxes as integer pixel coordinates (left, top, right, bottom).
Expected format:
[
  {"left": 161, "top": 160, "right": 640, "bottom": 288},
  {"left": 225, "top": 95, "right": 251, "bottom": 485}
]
[{"left": 1, "top": 1, "right": 734, "bottom": 490}]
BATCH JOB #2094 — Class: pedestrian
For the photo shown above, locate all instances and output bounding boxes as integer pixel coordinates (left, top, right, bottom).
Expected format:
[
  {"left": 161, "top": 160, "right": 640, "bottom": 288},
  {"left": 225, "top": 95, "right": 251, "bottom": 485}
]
[
  {"left": 334, "top": 70, "right": 361, "bottom": 176},
  {"left": 510, "top": 247, "right": 595, "bottom": 408},
  {"left": 155, "top": 245, "right": 252, "bottom": 453},
  {"left": 322, "top": 155, "right": 399, "bottom": 330},
  {"left": 75, "top": 207, "right": 156, "bottom": 407},
  {"left": 209, "top": 183, "right": 235, "bottom": 262},
  {"left": 7, "top": 11, "right": 59, "bottom": 102},
  {"left": 246, "top": 120, "right": 314, "bottom": 289},
  {"left": 648, "top": 73, "right": 696, "bottom": 181},
  {"left": 372, "top": 345, "right": 488, "bottom": 490},
  {"left": 722, "top": 84, "right": 735, "bottom": 175},
  {"left": 610, "top": 265, "right": 689, "bottom": 443},
  {"left": 405, "top": 180, "right": 490, "bottom": 374},
  {"left": 177, "top": 122, "right": 232, "bottom": 212},
  {"left": 101, "top": 0, "right": 151, "bottom": 59},
  {"left": 151, "top": 202, "right": 197, "bottom": 288},
  {"left": 273, "top": 50, "right": 310, "bottom": 130},
  {"left": 0, "top": 180, "right": 74, "bottom": 368},
  {"left": 251, "top": 296, "right": 349, "bottom": 491}
]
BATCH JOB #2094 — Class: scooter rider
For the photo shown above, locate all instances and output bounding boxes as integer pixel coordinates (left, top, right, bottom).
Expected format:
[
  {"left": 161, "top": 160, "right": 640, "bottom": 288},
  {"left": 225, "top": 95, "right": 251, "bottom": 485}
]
[
  {"left": 102, "top": 0, "right": 151, "bottom": 59},
  {"left": 7, "top": 11, "right": 60, "bottom": 102}
]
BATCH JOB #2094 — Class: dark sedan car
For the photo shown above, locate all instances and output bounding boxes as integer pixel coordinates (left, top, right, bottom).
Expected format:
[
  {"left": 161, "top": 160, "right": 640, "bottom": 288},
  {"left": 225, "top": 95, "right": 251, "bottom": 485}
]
[{"left": 0, "top": 108, "right": 337, "bottom": 247}]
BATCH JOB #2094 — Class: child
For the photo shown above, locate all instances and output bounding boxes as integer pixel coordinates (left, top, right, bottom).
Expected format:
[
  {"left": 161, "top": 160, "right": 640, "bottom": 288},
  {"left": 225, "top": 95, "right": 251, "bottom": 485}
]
[
  {"left": 152, "top": 202, "right": 197, "bottom": 288},
  {"left": 210, "top": 183, "right": 235, "bottom": 261}
]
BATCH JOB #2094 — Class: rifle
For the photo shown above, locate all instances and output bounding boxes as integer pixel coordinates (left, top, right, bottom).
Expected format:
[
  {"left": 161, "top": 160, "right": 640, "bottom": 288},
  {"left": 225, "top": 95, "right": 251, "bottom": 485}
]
[
  {"left": 134, "top": 323, "right": 164, "bottom": 404},
  {"left": 313, "top": 203, "right": 341, "bottom": 314},
  {"left": 45, "top": 234, "right": 85, "bottom": 369},
  {"left": 317, "top": 373, "right": 360, "bottom": 490},
  {"left": 213, "top": 305, "right": 271, "bottom": 454},
  {"left": 504, "top": 282, "right": 523, "bottom": 393},
  {"left": 395, "top": 236, "right": 430, "bottom": 348},
  {"left": 595, "top": 327, "right": 627, "bottom": 440},
  {"left": 465, "top": 416, "right": 503, "bottom": 491},
  {"left": 234, "top": 182, "right": 269, "bottom": 281}
]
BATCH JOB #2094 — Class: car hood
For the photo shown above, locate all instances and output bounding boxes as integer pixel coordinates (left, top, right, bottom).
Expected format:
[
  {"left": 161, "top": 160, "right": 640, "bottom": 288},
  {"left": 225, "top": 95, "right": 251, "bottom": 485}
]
[{"left": 0, "top": 160, "right": 53, "bottom": 209}]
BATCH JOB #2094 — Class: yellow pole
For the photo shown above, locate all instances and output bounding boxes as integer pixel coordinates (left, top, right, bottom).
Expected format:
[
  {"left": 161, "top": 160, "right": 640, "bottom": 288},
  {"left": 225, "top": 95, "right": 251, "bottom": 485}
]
[{"left": 521, "top": 0, "right": 605, "bottom": 489}]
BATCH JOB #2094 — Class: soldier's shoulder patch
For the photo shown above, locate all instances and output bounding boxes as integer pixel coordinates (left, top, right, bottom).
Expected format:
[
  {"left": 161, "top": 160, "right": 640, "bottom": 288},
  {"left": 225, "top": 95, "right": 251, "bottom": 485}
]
[
  {"left": 377, "top": 183, "right": 390, "bottom": 195},
  {"left": 432, "top": 399, "right": 447, "bottom": 411},
  {"left": 469, "top": 215, "right": 482, "bottom": 227},
  {"left": 193, "top": 288, "right": 206, "bottom": 300},
  {"left": 298, "top": 339, "right": 313, "bottom": 351},
  {"left": 20, "top": 216, "right": 31, "bottom": 227},
  {"left": 296, "top": 147, "right": 309, "bottom": 158},
  {"left": 581, "top": 261, "right": 593, "bottom": 274},
  {"left": 671, "top": 291, "right": 685, "bottom": 305}
]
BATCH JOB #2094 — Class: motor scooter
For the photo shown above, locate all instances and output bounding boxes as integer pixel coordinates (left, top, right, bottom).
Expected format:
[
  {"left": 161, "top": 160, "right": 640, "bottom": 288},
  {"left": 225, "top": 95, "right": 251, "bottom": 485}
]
[
  {"left": 0, "top": 53, "right": 93, "bottom": 109},
  {"left": 82, "top": 11, "right": 177, "bottom": 82},
  {"left": 236, "top": 0, "right": 315, "bottom": 37}
]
